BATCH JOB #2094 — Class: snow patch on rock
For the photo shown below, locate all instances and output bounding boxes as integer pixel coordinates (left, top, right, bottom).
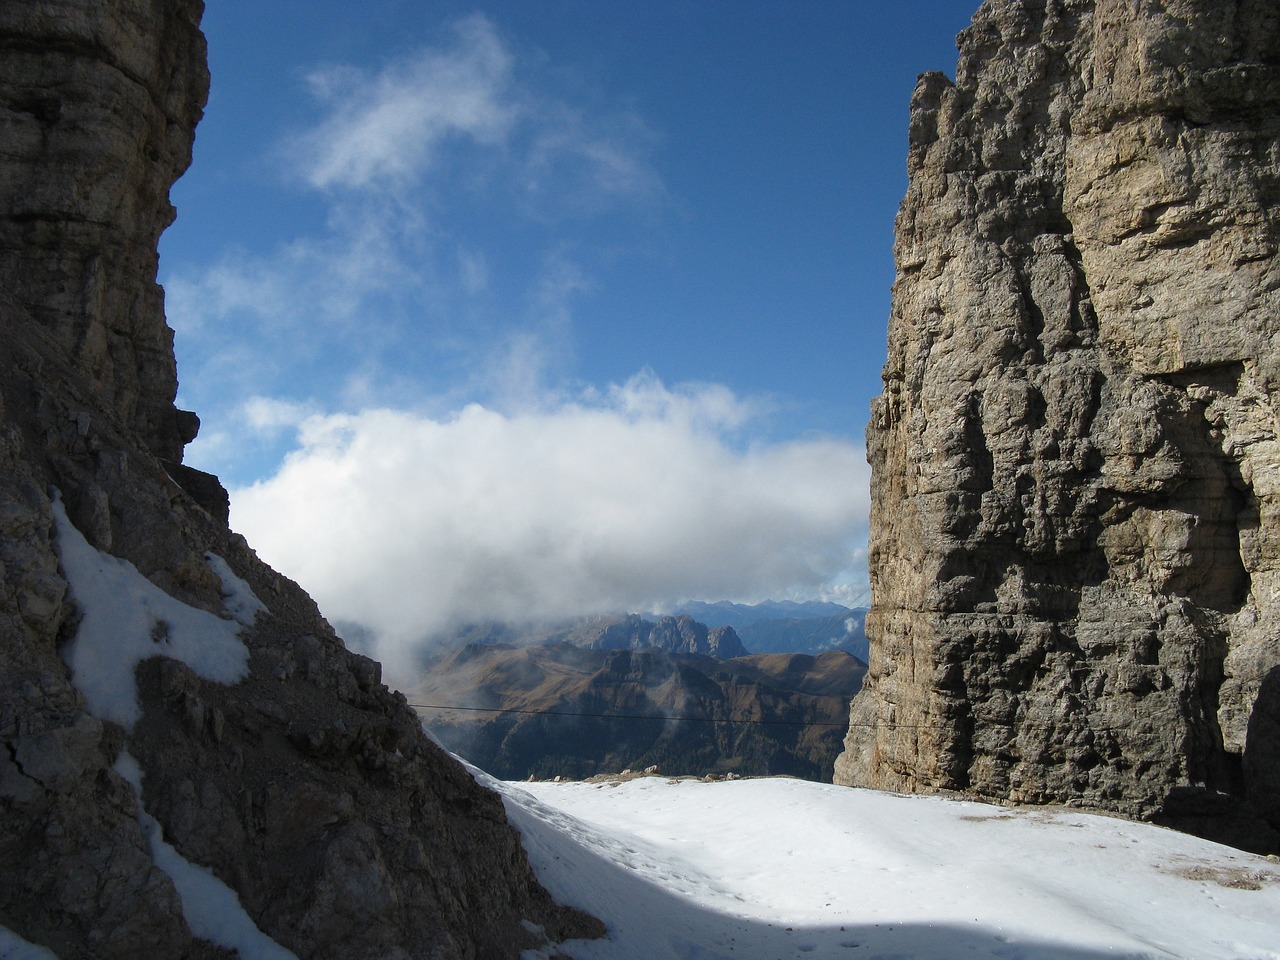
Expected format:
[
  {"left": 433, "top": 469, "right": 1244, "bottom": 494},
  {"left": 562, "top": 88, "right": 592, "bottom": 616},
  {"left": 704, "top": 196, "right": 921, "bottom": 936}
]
[
  {"left": 205, "top": 550, "right": 268, "bottom": 627},
  {"left": 0, "top": 926, "right": 60, "bottom": 960},
  {"left": 113, "top": 751, "right": 297, "bottom": 960},
  {"left": 52, "top": 494, "right": 250, "bottom": 730}
]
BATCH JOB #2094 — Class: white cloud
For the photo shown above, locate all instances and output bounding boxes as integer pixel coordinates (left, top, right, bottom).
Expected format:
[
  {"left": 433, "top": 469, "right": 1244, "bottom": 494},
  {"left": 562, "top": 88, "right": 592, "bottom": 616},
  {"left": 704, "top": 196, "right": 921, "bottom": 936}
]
[
  {"left": 164, "top": 14, "right": 665, "bottom": 480},
  {"left": 283, "top": 13, "right": 659, "bottom": 209},
  {"left": 166, "top": 202, "right": 414, "bottom": 340},
  {"left": 294, "top": 14, "right": 517, "bottom": 191},
  {"left": 229, "top": 375, "right": 868, "bottom": 684},
  {"left": 243, "top": 396, "right": 318, "bottom": 434},
  {"left": 520, "top": 104, "right": 663, "bottom": 215},
  {"left": 456, "top": 246, "right": 490, "bottom": 294}
]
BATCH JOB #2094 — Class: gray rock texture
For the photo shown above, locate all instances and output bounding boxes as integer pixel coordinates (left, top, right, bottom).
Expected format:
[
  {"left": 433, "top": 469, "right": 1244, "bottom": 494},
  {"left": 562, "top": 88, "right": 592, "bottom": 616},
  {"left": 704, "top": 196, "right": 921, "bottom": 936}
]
[
  {"left": 0, "top": 1, "right": 598, "bottom": 956},
  {"left": 834, "top": 0, "right": 1280, "bottom": 853}
]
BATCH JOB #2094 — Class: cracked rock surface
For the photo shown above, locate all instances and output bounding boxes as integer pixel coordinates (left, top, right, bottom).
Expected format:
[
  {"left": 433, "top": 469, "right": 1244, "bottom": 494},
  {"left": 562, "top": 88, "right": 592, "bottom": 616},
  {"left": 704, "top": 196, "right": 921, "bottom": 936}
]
[{"left": 835, "top": 0, "right": 1280, "bottom": 854}]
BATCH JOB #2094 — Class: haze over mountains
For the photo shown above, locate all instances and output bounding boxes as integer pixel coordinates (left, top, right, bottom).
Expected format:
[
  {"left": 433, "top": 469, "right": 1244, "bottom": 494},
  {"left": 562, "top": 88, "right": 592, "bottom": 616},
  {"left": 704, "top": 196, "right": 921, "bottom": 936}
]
[
  {"left": 413, "top": 599, "right": 869, "bottom": 658},
  {"left": 439, "top": 612, "right": 751, "bottom": 660}
]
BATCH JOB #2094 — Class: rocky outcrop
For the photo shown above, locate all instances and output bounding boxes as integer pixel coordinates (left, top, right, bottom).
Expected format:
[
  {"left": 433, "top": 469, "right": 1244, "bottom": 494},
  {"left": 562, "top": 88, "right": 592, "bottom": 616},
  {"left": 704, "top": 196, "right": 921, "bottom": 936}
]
[
  {"left": 0, "top": 0, "right": 204, "bottom": 466},
  {"left": 835, "top": 0, "right": 1280, "bottom": 852},
  {"left": 0, "top": 2, "right": 597, "bottom": 956},
  {"left": 652, "top": 616, "right": 749, "bottom": 659},
  {"left": 561, "top": 613, "right": 750, "bottom": 659},
  {"left": 453, "top": 613, "right": 750, "bottom": 660}
]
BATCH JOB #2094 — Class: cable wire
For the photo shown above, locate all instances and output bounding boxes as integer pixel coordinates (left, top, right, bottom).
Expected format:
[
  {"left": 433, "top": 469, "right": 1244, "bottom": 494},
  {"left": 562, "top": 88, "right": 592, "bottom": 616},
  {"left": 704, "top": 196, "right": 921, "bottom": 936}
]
[{"left": 409, "top": 702, "right": 854, "bottom": 727}]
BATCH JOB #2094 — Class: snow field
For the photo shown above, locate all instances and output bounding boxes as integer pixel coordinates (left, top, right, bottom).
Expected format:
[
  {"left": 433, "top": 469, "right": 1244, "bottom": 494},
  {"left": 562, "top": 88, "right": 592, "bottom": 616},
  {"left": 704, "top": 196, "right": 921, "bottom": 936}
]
[{"left": 498, "top": 775, "right": 1280, "bottom": 960}]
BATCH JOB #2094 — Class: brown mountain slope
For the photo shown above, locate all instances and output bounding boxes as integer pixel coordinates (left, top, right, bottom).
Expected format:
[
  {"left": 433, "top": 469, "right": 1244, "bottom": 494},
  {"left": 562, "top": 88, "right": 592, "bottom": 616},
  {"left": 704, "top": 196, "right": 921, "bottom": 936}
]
[{"left": 411, "top": 643, "right": 866, "bottom": 782}]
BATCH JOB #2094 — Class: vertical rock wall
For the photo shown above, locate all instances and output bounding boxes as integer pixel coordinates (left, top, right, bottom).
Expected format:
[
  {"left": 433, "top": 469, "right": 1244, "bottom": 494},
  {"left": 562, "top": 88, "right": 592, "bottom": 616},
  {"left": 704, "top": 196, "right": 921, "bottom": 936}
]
[
  {"left": 0, "top": 2, "right": 598, "bottom": 956},
  {"left": 835, "top": 0, "right": 1280, "bottom": 851},
  {"left": 0, "top": 0, "right": 206, "bottom": 463}
]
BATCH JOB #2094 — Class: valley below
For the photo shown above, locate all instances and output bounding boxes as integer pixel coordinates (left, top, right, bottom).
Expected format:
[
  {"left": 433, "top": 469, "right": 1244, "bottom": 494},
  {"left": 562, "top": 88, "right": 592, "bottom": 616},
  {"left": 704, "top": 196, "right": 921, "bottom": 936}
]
[{"left": 406, "top": 608, "right": 867, "bottom": 781}]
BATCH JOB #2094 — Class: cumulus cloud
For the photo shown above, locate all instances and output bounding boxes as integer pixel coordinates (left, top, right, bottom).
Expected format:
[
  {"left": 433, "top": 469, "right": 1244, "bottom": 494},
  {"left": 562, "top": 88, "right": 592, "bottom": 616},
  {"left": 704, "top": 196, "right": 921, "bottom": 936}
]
[{"left": 229, "top": 375, "right": 868, "bottom": 683}]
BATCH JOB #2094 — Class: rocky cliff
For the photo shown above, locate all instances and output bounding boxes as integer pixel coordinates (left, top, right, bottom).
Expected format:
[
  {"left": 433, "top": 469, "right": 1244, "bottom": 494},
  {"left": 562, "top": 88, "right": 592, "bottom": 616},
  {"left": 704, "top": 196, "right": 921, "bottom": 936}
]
[
  {"left": 0, "top": 2, "right": 597, "bottom": 956},
  {"left": 835, "top": 0, "right": 1280, "bottom": 853}
]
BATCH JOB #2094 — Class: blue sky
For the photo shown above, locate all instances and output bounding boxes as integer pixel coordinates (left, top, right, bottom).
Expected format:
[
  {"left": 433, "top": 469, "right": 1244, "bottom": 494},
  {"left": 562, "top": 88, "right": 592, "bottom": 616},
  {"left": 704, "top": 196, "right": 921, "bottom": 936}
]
[{"left": 160, "top": 1, "right": 975, "bottom": 659}]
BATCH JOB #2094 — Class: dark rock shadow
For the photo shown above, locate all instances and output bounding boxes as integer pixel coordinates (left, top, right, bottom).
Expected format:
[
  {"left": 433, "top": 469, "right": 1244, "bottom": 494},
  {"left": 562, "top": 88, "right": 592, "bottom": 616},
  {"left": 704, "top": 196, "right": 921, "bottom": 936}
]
[
  {"left": 1155, "top": 664, "right": 1280, "bottom": 855},
  {"left": 1244, "top": 665, "right": 1280, "bottom": 836}
]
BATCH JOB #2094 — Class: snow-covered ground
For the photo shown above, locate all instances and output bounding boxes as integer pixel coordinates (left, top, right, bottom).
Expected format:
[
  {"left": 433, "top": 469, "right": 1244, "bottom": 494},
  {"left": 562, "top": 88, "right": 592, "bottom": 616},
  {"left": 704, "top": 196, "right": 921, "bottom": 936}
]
[{"left": 495, "top": 775, "right": 1280, "bottom": 960}]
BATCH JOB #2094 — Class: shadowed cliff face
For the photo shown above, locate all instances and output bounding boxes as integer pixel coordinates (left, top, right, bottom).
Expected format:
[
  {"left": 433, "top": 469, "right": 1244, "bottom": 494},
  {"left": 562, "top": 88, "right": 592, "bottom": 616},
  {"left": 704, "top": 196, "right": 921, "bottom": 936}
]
[
  {"left": 0, "top": 2, "right": 598, "bottom": 956},
  {"left": 0, "top": 0, "right": 207, "bottom": 464},
  {"left": 835, "top": 0, "right": 1280, "bottom": 853}
]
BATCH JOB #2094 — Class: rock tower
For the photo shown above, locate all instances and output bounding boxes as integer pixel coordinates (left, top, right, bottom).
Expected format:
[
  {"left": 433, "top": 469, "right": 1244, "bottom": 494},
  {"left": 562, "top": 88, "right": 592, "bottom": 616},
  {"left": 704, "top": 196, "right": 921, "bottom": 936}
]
[
  {"left": 835, "top": 0, "right": 1280, "bottom": 852},
  {"left": 0, "top": 2, "right": 597, "bottom": 955}
]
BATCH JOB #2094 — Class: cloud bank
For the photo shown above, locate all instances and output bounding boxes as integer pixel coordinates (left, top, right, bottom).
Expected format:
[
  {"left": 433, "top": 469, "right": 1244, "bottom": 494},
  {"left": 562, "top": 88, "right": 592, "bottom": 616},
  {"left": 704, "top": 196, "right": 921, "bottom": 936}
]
[{"left": 230, "top": 375, "right": 868, "bottom": 681}]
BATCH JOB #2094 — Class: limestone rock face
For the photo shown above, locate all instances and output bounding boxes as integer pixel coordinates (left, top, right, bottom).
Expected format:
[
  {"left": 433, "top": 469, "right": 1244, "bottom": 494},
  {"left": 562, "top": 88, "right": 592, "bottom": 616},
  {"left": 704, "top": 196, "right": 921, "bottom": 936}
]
[
  {"left": 0, "top": 0, "right": 206, "bottom": 464},
  {"left": 0, "top": 2, "right": 598, "bottom": 956},
  {"left": 835, "top": 0, "right": 1280, "bottom": 852}
]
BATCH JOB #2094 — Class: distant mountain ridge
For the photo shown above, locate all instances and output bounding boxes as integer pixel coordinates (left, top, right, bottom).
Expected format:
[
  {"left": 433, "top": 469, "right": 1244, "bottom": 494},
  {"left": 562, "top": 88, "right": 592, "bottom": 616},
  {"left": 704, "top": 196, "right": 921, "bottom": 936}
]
[
  {"left": 439, "top": 612, "right": 748, "bottom": 659},
  {"left": 433, "top": 602, "right": 868, "bottom": 661},
  {"left": 664, "top": 601, "right": 869, "bottom": 661},
  {"left": 410, "top": 643, "right": 866, "bottom": 782},
  {"left": 405, "top": 607, "right": 869, "bottom": 781},
  {"left": 664, "top": 599, "right": 857, "bottom": 631},
  {"left": 543, "top": 613, "right": 748, "bottom": 659}
]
